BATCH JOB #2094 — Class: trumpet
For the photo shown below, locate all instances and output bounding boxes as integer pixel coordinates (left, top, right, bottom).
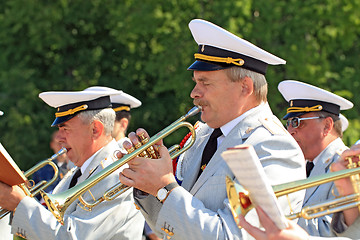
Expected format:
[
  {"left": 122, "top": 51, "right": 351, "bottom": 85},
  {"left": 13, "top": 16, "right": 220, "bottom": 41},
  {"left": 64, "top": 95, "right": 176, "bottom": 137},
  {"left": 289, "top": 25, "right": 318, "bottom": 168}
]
[
  {"left": 226, "top": 156, "right": 360, "bottom": 226},
  {"left": 41, "top": 106, "right": 201, "bottom": 225},
  {"left": 0, "top": 147, "right": 67, "bottom": 219}
]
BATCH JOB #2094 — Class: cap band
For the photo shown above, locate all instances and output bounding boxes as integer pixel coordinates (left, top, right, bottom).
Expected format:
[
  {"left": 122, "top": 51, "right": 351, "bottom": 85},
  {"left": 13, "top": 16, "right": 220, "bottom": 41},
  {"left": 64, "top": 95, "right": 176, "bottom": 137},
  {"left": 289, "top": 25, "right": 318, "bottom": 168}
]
[
  {"left": 287, "top": 105, "right": 323, "bottom": 114},
  {"left": 55, "top": 104, "right": 89, "bottom": 117},
  {"left": 191, "top": 45, "right": 268, "bottom": 74},
  {"left": 194, "top": 53, "right": 245, "bottom": 67},
  {"left": 283, "top": 99, "right": 341, "bottom": 120},
  {"left": 113, "top": 106, "right": 130, "bottom": 112},
  {"left": 51, "top": 96, "right": 112, "bottom": 126}
]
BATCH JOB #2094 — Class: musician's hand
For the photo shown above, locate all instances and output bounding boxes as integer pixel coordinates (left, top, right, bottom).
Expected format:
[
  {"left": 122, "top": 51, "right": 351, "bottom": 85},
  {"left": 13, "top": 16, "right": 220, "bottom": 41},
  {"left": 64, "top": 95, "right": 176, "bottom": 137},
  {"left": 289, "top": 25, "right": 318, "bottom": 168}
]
[
  {"left": 239, "top": 207, "right": 309, "bottom": 240},
  {"left": 0, "top": 182, "right": 26, "bottom": 211},
  {"left": 331, "top": 146, "right": 358, "bottom": 196},
  {"left": 330, "top": 143, "right": 360, "bottom": 226},
  {"left": 119, "top": 128, "right": 176, "bottom": 196},
  {"left": 340, "top": 143, "right": 360, "bottom": 162}
]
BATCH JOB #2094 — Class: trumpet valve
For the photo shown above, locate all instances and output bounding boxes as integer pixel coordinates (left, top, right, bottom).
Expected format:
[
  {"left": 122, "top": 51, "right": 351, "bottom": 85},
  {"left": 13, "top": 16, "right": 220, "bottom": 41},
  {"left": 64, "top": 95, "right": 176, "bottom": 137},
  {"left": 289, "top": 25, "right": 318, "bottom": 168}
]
[
  {"left": 126, "top": 146, "right": 136, "bottom": 154},
  {"left": 146, "top": 145, "right": 158, "bottom": 159},
  {"left": 139, "top": 133, "right": 158, "bottom": 159}
]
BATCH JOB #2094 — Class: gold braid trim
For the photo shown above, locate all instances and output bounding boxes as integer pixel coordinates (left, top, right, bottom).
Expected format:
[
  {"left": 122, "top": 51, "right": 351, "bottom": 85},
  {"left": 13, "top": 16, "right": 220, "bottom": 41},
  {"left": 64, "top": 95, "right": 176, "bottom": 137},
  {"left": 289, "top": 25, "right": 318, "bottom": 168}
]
[
  {"left": 55, "top": 104, "right": 88, "bottom": 117},
  {"left": 194, "top": 53, "right": 245, "bottom": 66},
  {"left": 287, "top": 105, "right": 323, "bottom": 113},
  {"left": 113, "top": 106, "right": 130, "bottom": 112}
]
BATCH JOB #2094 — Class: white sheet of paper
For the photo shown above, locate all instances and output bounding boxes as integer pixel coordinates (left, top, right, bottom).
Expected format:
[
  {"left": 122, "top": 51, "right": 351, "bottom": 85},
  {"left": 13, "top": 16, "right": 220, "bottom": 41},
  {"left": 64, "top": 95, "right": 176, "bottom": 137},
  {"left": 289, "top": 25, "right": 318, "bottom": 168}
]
[{"left": 221, "top": 144, "right": 288, "bottom": 229}]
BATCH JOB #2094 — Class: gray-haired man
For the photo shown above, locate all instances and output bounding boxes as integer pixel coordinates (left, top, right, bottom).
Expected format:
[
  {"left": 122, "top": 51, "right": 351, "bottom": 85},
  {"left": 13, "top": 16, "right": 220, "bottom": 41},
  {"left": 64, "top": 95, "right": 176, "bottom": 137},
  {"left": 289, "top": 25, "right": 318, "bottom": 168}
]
[{"left": 0, "top": 88, "right": 144, "bottom": 239}]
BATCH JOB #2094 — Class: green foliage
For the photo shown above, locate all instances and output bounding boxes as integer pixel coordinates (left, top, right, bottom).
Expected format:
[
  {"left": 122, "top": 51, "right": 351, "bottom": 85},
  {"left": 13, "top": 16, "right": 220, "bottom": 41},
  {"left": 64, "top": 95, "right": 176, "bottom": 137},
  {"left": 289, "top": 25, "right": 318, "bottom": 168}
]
[{"left": 0, "top": 0, "right": 359, "bottom": 169}]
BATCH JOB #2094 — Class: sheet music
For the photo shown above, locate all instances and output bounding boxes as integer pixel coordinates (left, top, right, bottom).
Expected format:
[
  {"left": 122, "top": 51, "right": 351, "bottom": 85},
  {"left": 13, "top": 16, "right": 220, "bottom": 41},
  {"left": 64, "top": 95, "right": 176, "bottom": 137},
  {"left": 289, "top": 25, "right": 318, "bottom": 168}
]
[
  {"left": 0, "top": 142, "right": 27, "bottom": 186},
  {"left": 221, "top": 144, "right": 288, "bottom": 229}
]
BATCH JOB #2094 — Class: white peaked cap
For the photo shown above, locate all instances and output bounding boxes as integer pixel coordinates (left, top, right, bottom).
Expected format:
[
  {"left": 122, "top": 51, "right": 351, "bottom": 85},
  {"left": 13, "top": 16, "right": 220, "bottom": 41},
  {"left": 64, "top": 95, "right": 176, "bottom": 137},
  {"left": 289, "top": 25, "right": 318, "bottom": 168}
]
[
  {"left": 85, "top": 86, "right": 141, "bottom": 109},
  {"left": 189, "top": 19, "right": 286, "bottom": 65},
  {"left": 278, "top": 80, "right": 353, "bottom": 119},
  {"left": 39, "top": 87, "right": 124, "bottom": 126},
  {"left": 187, "top": 19, "right": 286, "bottom": 74},
  {"left": 340, "top": 114, "right": 349, "bottom": 132},
  {"left": 39, "top": 88, "right": 122, "bottom": 108}
]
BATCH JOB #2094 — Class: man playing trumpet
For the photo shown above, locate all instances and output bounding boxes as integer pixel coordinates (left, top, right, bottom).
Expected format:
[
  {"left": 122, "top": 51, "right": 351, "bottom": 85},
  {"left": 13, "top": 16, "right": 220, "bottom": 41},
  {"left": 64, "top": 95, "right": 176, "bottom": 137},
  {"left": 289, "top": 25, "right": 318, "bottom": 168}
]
[
  {"left": 118, "top": 19, "right": 306, "bottom": 240},
  {"left": 0, "top": 88, "right": 144, "bottom": 239},
  {"left": 238, "top": 143, "right": 360, "bottom": 239},
  {"left": 278, "top": 80, "right": 353, "bottom": 237}
]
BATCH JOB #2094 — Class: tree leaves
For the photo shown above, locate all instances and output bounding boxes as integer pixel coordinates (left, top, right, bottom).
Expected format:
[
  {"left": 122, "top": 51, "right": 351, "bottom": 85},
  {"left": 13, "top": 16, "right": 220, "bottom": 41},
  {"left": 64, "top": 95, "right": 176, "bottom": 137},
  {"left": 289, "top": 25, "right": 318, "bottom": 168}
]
[{"left": 0, "top": 0, "right": 359, "bottom": 168}]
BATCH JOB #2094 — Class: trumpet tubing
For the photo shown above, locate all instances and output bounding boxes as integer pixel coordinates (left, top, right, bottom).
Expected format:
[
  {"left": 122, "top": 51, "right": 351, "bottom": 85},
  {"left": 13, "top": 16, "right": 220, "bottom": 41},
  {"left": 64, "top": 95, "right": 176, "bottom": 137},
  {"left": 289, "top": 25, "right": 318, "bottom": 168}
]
[
  {"left": 227, "top": 165, "right": 360, "bottom": 226},
  {"left": 41, "top": 106, "right": 201, "bottom": 224},
  {"left": 292, "top": 193, "right": 360, "bottom": 220},
  {"left": 0, "top": 147, "right": 67, "bottom": 219},
  {"left": 84, "top": 142, "right": 185, "bottom": 212},
  {"left": 348, "top": 157, "right": 360, "bottom": 212}
]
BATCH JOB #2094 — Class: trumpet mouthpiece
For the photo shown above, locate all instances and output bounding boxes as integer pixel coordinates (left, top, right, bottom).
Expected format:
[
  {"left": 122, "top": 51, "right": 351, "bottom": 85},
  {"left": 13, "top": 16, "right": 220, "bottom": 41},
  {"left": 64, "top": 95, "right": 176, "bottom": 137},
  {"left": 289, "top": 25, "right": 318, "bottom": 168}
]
[
  {"left": 185, "top": 106, "right": 202, "bottom": 119},
  {"left": 49, "top": 147, "right": 68, "bottom": 161}
]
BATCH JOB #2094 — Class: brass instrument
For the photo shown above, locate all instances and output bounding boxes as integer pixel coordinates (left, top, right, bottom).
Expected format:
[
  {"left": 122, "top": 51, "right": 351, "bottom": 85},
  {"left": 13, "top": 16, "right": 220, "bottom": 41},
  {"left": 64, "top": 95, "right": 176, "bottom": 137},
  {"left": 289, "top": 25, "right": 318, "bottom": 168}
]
[
  {"left": 226, "top": 157, "right": 360, "bottom": 227},
  {"left": 0, "top": 147, "right": 67, "bottom": 219},
  {"left": 41, "top": 106, "right": 201, "bottom": 225},
  {"left": 93, "top": 143, "right": 185, "bottom": 206}
]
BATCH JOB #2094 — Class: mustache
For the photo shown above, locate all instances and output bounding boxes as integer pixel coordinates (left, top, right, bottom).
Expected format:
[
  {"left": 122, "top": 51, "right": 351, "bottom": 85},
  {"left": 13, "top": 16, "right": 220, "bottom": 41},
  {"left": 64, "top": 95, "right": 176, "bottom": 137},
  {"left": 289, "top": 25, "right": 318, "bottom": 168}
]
[{"left": 193, "top": 99, "right": 208, "bottom": 107}]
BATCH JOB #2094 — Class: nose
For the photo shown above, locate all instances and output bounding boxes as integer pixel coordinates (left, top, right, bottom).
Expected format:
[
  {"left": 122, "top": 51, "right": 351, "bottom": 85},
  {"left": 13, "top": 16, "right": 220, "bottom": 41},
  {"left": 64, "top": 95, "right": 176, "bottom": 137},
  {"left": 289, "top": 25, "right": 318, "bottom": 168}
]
[
  {"left": 56, "top": 129, "right": 66, "bottom": 143},
  {"left": 190, "top": 83, "right": 201, "bottom": 99}
]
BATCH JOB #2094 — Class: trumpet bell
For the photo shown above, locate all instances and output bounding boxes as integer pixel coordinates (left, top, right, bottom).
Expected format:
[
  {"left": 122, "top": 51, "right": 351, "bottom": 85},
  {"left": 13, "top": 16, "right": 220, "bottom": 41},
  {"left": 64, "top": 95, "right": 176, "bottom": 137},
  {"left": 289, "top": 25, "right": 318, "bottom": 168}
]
[
  {"left": 41, "top": 190, "right": 67, "bottom": 225},
  {"left": 226, "top": 164, "right": 360, "bottom": 226},
  {"left": 226, "top": 176, "right": 253, "bottom": 227},
  {"left": 0, "top": 147, "right": 67, "bottom": 220}
]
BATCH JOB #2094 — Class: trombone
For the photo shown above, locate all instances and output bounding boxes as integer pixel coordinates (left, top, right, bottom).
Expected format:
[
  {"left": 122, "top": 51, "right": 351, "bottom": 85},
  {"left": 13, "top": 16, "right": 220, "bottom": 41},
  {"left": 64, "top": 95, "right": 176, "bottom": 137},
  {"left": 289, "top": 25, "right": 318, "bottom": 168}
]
[
  {"left": 226, "top": 157, "right": 360, "bottom": 226},
  {"left": 0, "top": 147, "right": 67, "bottom": 219},
  {"left": 41, "top": 106, "right": 201, "bottom": 225}
]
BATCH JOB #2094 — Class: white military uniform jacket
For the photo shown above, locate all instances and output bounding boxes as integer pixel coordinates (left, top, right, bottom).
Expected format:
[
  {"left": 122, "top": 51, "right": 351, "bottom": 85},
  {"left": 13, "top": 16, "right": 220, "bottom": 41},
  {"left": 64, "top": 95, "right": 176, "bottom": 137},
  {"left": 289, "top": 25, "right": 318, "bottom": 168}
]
[
  {"left": 11, "top": 139, "right": 144, "bottom": 240},
  {"left": 309, "top": 216, "right": 360, "bottom": 240},
  {"left": 134, "top": 103, "right": 306, "bottom": 240},
  {"left": 336, "top": 216, "right": 360, "bottom": 239},
  {"left": 330, "top": 212, "right": 360, "bottom": 239},
  {"left": 298, "top": 138, "right": 347, "bottom": 237},
  {"left": 0, "top": 215, "right": 12, "bottom": 240}
]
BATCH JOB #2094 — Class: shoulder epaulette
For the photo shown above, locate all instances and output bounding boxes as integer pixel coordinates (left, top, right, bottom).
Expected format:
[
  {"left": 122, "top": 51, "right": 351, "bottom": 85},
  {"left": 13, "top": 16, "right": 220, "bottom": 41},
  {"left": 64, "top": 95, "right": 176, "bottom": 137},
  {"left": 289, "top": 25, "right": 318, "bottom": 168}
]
[{"left": 259, "top": 117, "right": 288, "bottom": 135}]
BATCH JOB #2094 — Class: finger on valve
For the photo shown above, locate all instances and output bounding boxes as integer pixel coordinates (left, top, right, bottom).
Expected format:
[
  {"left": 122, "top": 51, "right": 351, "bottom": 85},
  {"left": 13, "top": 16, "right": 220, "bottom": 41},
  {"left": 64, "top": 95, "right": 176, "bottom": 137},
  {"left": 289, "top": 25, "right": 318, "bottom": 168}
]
[
  {"left": 128, "top": 131, "right": 149, "bottom": 158},
  {"left": 136, "top": 129, "right": 158, "bottom": 159}
]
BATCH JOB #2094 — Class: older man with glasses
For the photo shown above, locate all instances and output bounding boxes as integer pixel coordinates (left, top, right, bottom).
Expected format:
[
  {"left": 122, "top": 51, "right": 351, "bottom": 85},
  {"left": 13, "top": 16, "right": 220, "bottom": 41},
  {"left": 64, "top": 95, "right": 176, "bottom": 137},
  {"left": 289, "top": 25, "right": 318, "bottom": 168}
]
[{"left": 278, "top": 80, "right": 353, "bottom": 237}]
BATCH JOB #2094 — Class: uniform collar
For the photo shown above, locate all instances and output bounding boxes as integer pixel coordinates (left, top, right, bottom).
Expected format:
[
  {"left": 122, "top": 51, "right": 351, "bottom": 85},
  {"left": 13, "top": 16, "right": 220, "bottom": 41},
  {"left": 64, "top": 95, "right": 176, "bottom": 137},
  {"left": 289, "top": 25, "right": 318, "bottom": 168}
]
[
  {"left": 312, "top": 137, "right": 344, "bottom": 166},
  {"left": 219, "top": 103, "right": 264, "bottom": 137},
  {"left": 216, "top": 103, "right": 264, "bottom": 146},
  {"left": 80, "top": 145, "right": 105, "bottom": 174}
]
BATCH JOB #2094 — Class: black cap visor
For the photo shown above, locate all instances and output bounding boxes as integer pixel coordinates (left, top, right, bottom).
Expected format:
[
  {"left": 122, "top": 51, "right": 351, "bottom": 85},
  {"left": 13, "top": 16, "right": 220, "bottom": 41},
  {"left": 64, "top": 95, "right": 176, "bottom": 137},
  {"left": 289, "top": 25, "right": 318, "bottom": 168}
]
[
  {"left": 187, "top": 60, "right": 230, "bottom": 71},
  {"left": 282, "top": 112, "right": 305, "bottom": 120}
]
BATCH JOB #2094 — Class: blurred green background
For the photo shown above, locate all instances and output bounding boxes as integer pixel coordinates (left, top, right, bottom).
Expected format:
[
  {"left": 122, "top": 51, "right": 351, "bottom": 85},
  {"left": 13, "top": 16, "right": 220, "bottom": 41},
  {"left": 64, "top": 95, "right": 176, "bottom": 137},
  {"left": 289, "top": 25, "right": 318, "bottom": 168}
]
[{"left": 0, "top": 0, "right": 359, "bottom": 170}]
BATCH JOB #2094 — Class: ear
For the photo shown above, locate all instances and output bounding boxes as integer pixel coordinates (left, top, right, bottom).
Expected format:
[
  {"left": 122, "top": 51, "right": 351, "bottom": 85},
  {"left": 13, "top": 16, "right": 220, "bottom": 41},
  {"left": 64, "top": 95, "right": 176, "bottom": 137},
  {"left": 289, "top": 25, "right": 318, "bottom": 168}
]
[
  {"left": 240, "top": 76, "right": 254, "bottom": 97},
  {"left": 119, "top": 118, "right": 129, "bottom": 131},
  {"left": 92, "top": 120, "right": 105, "bottom": 139},
  {"left": 323, "top": 117, "right": 334, "bottom": 136}
]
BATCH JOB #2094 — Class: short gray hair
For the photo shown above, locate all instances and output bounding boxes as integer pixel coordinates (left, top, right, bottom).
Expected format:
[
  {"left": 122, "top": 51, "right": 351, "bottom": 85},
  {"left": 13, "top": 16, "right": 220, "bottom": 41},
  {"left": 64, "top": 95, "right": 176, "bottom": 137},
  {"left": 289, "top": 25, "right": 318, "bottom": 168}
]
[
  {"left": 314, "top": 111, "right": 342, "bottom": 138},
  {"left": 77, "top": 108, "right": 115, "bottom": 136},
  {"left": 224, "top": 67, "right": 268, "bottom": 103}
]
